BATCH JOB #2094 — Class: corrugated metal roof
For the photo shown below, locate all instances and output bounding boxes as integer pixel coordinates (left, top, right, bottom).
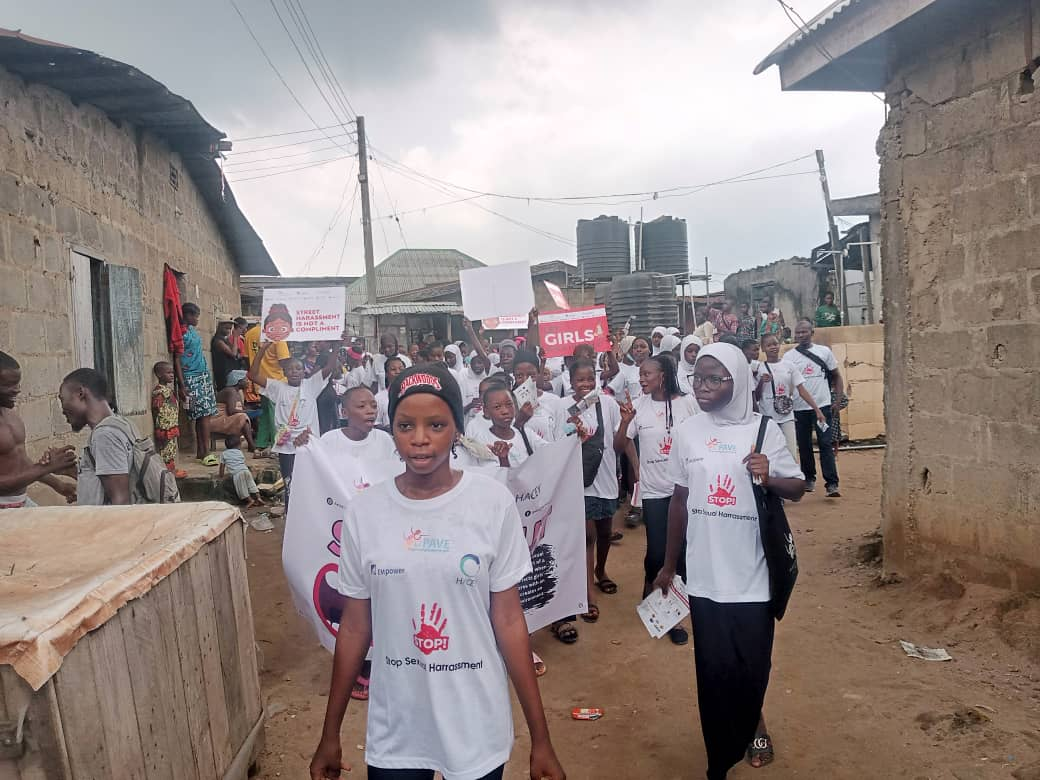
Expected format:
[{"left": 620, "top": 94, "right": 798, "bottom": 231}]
[
  {"left": 353, "top": 302, "right": 463, "bottom": 316},
  {"left": 0, "top": 28, "right": 278, "bottom": 276},
  {"left": 345, "top": 249, "right": 485, "bottom": 310},
  {"left": 753, "top": 0, "right": 861, "bottom": 75}
]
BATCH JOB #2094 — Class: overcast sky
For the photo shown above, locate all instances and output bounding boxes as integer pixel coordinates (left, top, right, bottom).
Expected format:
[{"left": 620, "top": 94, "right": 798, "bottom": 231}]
[{"left": 4, "top": 0, "right": 884, "bottom": 284}]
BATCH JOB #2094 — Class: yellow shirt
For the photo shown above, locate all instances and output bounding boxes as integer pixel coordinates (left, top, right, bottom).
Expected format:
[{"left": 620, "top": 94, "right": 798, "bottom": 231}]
[{"left": 244, "top": 324, "right": 289, "bottom": 381}]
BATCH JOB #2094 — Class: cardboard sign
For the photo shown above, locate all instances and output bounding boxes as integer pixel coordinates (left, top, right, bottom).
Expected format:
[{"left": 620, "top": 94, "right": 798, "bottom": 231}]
[
  {"left": 539, "top": 306, "right": 610, "bottom": 358},
  {"left": 459, "top": 261, "right": 534, "bottom": 321},
  {"left": 543, "top": 280, "right": 571, "bottom": 310},
  {"left": 483, "top": 314, "right": 528, "bottom": 330},
  {"left": 260, "top": 287, "right": 345, "bottom": 342}
]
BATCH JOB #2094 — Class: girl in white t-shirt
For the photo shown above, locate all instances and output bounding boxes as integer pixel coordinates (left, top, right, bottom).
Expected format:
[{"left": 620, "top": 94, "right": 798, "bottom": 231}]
[
  {"left": 652, "top": 343, "right": 804, "bottom": 780},
  {"left": 374, "top": 356, "right": 406, "bottom": 429},
  {"left": 310, "top": 363, "right": 565, "bottom": 780},
  {"left": 511, "top": 351, "right": 567, "bottom": 442},
  {"left": 607, "top": 336, "right": 651, "bottom": 400},
  {"left": 471, "top": 384, "right": 547, "bottom": 467},
  {"left": 756, "top": 333, "right": 826, "bottom": 460},
  {"left": 615, "top": 355, "right": 698, "bottom": 645}
]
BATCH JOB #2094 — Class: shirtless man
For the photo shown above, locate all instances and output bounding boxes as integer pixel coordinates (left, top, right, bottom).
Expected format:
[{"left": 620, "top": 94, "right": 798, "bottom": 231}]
[
  {"left": 0, "top": 351, "right": 77, "bottom": 507},
  {"left": 213, "top": 370, "right": 256, "bottom": 451}
]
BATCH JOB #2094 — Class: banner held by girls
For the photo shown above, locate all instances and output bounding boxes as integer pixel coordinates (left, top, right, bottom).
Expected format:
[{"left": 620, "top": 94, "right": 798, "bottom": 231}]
[{"left": 282, "top": 435, "right": 587, "bottom": 651}]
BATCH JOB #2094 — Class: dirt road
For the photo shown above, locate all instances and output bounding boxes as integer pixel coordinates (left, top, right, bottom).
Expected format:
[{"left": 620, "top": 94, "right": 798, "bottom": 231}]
[{"left": 245, "top": 451, "right": 1040, "bottom": 779}]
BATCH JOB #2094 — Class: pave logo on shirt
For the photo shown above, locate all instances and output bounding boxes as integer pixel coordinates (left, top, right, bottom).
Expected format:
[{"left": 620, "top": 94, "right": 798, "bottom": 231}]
[
  {"left": 658, "top": 434, "right": 672, "bottom": 456},
  {"left": 705, "top": 437, "right": 738, "bottom": 454},
  {"left": 707, "top": 474, "right": 738, "bottom": 507},
  {"left": 399, "top": 373, "right": 443, "bottom": 394},
  {"left": 404, "top": 528, "right": 452, "bottom": 553},
  {"left": 353, "top": 478, "right": 371, "bottom": 491},
  {"left": 457, "top": 554, "right": 481, "bottom": 586},
  {"left": 412, "top": 602, "right": 450, "bottom": 655},
  {"left": 370, "top": 563, "right": 406, "bottom": 577}
]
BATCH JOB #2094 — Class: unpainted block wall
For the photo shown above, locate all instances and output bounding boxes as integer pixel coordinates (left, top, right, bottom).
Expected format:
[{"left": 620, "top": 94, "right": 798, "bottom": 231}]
[
  {"left": 880, "top": 2, "right": 1040, "bottom": 589},
  {"left": 0, "top": 66, "right": 242, "bottom": 504},
  {"left": 724, "top": 257, "right": 820, "bottom": 326}
]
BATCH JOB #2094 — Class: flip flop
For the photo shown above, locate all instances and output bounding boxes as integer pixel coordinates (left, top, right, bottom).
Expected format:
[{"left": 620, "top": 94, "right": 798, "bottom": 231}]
[
  {"left": 532, "top": 652, "right": 547, "bottom": 677},
  {"left": 746, "top": 734, "right": 774, "bottom": 768},
  {"left": 550, "top": 621, "right": 578, "bottom": 644},
  {"left": 201, "top": 454, "right": 219, "bottom": 467},
  {"left": 581, "top": 604, "right": 600, "bottom": 623},
  {"left": 596, "top": 578, "right": 619, "bottom": 595},
  {"left": 350, "top": 676, "right": 370, "bottom": 701},
  {"left": 609, "top": 531, "right": 624, "bottom": 543}
]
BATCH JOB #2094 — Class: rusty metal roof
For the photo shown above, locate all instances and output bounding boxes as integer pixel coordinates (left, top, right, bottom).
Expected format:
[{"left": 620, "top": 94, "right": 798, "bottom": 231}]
[{"left": 0, "top": 27, "right": 278, "bottom": 276}]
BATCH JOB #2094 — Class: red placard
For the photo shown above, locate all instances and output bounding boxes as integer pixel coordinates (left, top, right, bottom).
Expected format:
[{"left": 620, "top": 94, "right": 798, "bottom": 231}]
[{"left": 539, "top": 306, "right": 610, "bottom": 358}]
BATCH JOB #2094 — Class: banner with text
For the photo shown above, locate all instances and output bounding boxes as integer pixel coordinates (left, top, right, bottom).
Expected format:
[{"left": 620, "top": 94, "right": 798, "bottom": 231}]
[
  {"left": 539, "top": 306, "right": 611, "bottom": 358},
  {"left": 260, "top": 286, "right": 345, "bottom": 342},
  {"left": 283, "top": 437, "right": 586, "bottom": 651}
]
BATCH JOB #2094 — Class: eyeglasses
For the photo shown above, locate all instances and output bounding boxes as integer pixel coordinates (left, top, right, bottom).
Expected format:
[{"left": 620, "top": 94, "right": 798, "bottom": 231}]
[{"left": 688, "top": 374, "right": 734, "bottom": 390}]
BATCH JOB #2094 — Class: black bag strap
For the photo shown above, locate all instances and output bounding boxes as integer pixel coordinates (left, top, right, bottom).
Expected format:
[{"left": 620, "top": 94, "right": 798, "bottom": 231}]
[
  {"left": 518, "top": 426, "right": 534, "bottom": 456},
  {"left": 795, "top": 344, "right": 834, "bottom": 385},
  {"left": 590, "top": 400, "right": 605, "bottom": 445},
  {"left": 754, "top": 414, "right": 770, "bottom": 455}
]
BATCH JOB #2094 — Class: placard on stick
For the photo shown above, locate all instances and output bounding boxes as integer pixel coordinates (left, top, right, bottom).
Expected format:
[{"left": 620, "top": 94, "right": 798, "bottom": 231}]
[
  {"left": 539, "top": 306, "right": 611, "bottom": 358},
  {"left": 260, "top": 287, "right": 345, "bottom": 342},
  {"left": 459, "top": 261, "right": 534, "bottom": 322}
]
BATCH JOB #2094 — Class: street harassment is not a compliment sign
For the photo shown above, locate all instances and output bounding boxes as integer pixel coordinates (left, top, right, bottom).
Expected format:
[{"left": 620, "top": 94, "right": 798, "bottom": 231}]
[
  {"left": 283, "top": 437, "right": 587, "bottom": 652},
  {"left": 260, "top": 286, "right": 345, "bottom": 342},
  {"left": 538, "top": 306, "right": 611, "bottom": 358}
]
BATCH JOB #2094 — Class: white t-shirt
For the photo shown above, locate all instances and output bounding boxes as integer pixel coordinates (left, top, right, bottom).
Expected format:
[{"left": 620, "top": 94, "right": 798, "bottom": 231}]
[
  {"left": 667, "top": 413, "right": 803, "bottom": 603},
  {"left": 570, "top": 393, "right": 622, "bottom": 499},
  {"left": 465, "top": 414, "right": 491, "bottom": 439},
  {"left": 783, "top": 344, "right": 838, "bottom": 411},
  {"left": 469, "top": 424, "right": 547, "bottom": 467},
  {"left": 338, "top": 472, "right": 532, "bottom": 779},
  {"left": 373, "top": 352, "right": 412, "bottom": 388},
  {"left": 545, "top": 356, "right": 565, "bottom": 379},
  {"left": 374, "top": 389, "right": 390, "bottom": 427},
  {"left": 524, "top": 392, "right": 567, "bottom": 442},
  {"left": 626, "top": 394, "right": 699, "bottom": 500},
  {"left": 319, "top": 427, "right": 397, "bottom": 464},
  {"left": 758, "top": 361, "right": 805, "bottom": 425},
  {"left": 261, "top": 371, "right": 329, "bottom": 454},
  {"left": 607, "top": 362, "right": 642, "bottom": 402}
]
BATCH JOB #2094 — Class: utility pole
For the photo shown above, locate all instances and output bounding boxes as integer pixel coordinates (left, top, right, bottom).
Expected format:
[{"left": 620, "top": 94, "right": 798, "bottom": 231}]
[
  {"left": 357, "top": 116, "right": 377, "bottom": 306},
  {"left": 816, "top": 149, "right": 849, "bottom": 325}
]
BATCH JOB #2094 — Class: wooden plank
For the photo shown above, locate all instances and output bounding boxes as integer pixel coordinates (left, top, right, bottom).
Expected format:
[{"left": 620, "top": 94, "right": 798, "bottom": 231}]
[
  {"left": 86, "top": 618, "right": 147, "bottom": 780},
  {"left": 206, "top": 535, "right": 248, "bottom": 749},
  {"left": 152, "top": 582, "right": 200, "bottom": 780},
  {"left": 23, "top": 681, "right": 73, "bottom": 780},
  {"left": 166, "top": 567, "right": 218, "bottom": 780},
  {"left": 223, "top": 523, "right": 263, "bottom": 725},
  {"left": 52, "top": 636, "right": 111, "bottom": 779},
  {"left": 186, "top": 546, "right": 234, "bottom": 771}
]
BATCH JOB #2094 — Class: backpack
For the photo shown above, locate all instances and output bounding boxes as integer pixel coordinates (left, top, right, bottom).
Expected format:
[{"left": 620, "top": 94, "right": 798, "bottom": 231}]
[{"left": 87, "top": 415, "right": 182, "bottom": 504}]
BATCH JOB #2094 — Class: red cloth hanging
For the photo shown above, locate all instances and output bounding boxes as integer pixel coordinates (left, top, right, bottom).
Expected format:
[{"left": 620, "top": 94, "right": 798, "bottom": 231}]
[{"left": 163, "top": 264, "right": 185, "bottom": 355}]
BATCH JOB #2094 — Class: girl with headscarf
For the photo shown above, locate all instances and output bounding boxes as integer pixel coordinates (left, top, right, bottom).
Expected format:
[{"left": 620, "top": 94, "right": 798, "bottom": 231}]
[
  {"left": 666, "top": 326, "right": 681, "bottom": 338},
  {"left": 443, "top": 343, "right": 466, "bottom": 380},
  {"left": 676, "top": 335, "right": 703, "bottom": 395},
  {"left": 652, "top": 343, "right": 805, "bottom": 779},
  {"left": 650, "top": 326, "right": 668, "bottom": 355},
  {"left": 659, "top": 334, "right": 682, "bottom": 364},
  {"left": 460, "top": 351, "right": 489, "bottom": 418}
]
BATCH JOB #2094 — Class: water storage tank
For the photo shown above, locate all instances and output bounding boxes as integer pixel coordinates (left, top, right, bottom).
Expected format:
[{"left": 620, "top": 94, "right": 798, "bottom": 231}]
[
  {"left": 606, "top": 273, "right": 677, "bottom": 336},
  {"left": 636, "top": 216, "right": 689, "bottom": 276},
  {"left": 577, "top": 215, "right": 630, "bottom": 281}
]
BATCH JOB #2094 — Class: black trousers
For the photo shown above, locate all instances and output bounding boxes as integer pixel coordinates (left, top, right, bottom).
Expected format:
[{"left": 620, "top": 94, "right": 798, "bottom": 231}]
[
  {"left": 794, "top": 406, "right": 838, "bottom": 486},
  {"left": 690, "top": 598, "right": 774, "bottom": 780},
  {"left": 367, "top": 765, "right": 504, "bottom": 780},
  {"left": 642, "top": 497, "right": 686, "bottom": 584}
]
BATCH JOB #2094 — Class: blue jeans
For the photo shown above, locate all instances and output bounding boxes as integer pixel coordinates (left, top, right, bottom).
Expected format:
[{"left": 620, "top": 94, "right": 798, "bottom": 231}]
[{"left": 794, "top": 406, "right": 838, "bottom": 486}]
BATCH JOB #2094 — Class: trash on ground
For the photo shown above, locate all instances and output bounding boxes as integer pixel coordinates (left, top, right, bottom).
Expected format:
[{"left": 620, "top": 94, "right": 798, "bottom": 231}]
[
  {"left": 571, "top": 707, "right": 603, "bottom": 721},
  {"left": 899, "top": 640, "right": 953, "bottom": 661}
]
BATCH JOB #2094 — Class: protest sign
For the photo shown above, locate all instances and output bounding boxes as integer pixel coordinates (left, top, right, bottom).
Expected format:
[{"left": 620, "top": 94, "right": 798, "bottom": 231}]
[
  {"left": 282, "top": 437, "right": 585, "bottom": 650},
  {"left": 260, "top": 287, "right": 345, "bottom": 342},
  {"left": 459, "top": 261, "right": 534, "bottom": 322},
  {"left": 539, "top": 306, "right": 611, "bottom": 358},
  {"left": 483, "top": 314, "right": 528, "bottom": 330},
  {"left": 543, "top": 280, "right": 571, "bottom": 310}
]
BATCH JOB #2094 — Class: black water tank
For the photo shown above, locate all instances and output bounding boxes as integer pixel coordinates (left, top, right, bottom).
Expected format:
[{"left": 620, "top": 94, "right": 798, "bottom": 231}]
[
  {"left": 577, "top": 215, "right": 630, "bottom": 281},
  {"left": 636, "top": 216, "right": 689, "bottom": 276},
  {"left": 606, "top": 272, "right": 677, "bottom": 335}
]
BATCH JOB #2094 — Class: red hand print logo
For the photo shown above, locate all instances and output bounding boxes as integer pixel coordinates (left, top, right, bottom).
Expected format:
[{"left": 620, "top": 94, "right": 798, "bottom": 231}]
[
  {"left": 659, "top": 434, "right": 673, "bottom": 456},
  {"left": 707, "top": 474, "right": 738, "bottom": 507},
  {"left": 412, "top": 602, "right": 450, "bottom": 655}
]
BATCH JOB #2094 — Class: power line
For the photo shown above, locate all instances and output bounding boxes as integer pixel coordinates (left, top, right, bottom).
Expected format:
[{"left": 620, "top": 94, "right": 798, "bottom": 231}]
[
  {"left": 285, "top": 0, "right": 359, "bottom": 120},
  {"left": 225, "top": 153, "right": 356, "bottom": 182},
  {"left": 335, "top": 180, "right": 362, "bottom": 276},
  {"left": 223, "top": 139, "right": 356, "bottom": 167},
  {"left": 283, "top": 0, "right": 358, "bottom": 123},
  {"left": 225, "top": 129, "right": 355, "bottom": 156},
  {"left": 371, "top": 158, "right": 408, "bottom": 248},
  {"left": 300, "top": 159, "right": 357, "bottom": 275},
  {"left": 231, "top": 122, "right": 353, "bottom": 143},
  {"left": 368, "top": 168, "right": 392, "bottom": 257}
]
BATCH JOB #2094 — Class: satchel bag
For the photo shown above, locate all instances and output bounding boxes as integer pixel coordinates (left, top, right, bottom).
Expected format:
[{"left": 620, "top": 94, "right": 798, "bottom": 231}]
[
  {"left": 763, "top": 366, "right": 794, "bottom": 416},
  {"left": 751, "top": 416, "right": 798, "bottom": 620},
  {"left": 581, "top": 402, "right": 605, "bottom": 488}
]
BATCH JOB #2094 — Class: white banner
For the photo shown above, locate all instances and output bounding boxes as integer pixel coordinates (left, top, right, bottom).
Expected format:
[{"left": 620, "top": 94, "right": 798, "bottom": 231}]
[
  {"left": 459, "top": 261, "right": 534, "bottom": 321},
  {"left": 282, "top": 437, "right": 586, "bottom": 651},
  {"left": 260, "top": 286, "right": 346, "bottom": 342}
]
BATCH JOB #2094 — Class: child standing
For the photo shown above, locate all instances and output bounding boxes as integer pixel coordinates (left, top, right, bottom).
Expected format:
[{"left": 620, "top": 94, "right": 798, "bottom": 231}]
[
  {"left": 219, "top": 435, "right": 261, "bottom": 507},
  {"left": 309, "top": 363, "right": 565, "bottom": 780},
  {"left": 150, "top": 361, "right": 186, "bottom": 479},
  {"left": 470, "top": 384, "right": 547, "bottom": 468},
  {"left": 374, "top": 357, "right": 405, "bottom": 429}
]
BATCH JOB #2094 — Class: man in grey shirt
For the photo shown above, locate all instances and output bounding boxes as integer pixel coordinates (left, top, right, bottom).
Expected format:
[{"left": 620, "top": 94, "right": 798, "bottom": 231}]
[{"left": 59, "top": 369, "right": 133, "bottom": 505}]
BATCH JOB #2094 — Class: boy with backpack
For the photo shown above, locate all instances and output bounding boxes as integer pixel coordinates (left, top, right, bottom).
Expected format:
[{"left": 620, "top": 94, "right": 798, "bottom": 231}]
[{"left": 59, "top": 368, "right": 180, "bottom": 505}]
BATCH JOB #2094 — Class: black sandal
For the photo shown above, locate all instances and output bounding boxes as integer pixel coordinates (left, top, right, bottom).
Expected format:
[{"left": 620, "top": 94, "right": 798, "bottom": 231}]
[
  {"left": 746, "top": 734, "right": 774, "bottom": 768},
  {"left": 596, "top": 578, "right": 619, "bottom": 595},
  {"left": 550, "top": 620, "right": 579, "bottom": 644},
  {"left": 581, "top": 604, "right": 600, "bottom": 623}
]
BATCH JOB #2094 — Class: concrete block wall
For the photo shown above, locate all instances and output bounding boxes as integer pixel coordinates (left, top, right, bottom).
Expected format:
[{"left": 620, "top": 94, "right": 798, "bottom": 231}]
[
  {"left": 0, "top": 66, "right": 243, "bottom": 504},
  {"left": 880, "top": 2, "right": 1040, "bottom": 589}
]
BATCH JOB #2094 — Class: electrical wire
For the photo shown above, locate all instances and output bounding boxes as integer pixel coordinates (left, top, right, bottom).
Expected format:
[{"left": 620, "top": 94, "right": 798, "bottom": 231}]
[
  {"left": 367, "top": 170, "right": 393, "bottom": 257},
  {"left": 283, "top": 0, "right": 358, "bottom": 123},
  {"left": 223, "top": 139, "right": 356, "bottom": 167},
  {"left": 300, "top": 160, "right": 357, "bottom": 275},
  {"left": 371, "top": 157, "right": 408, "bottom": 248},
  {"left": 335, "top": 179, "right": 362, "bottom": 276},
  {"left": 224, "top": 130, "right": 355, "bottom": 156},
  {"left": 231, "top": 123, "right": 353, "bottom": 142},
  {"left": 225, "top": 153, "right": 356, "bottom": 182}
]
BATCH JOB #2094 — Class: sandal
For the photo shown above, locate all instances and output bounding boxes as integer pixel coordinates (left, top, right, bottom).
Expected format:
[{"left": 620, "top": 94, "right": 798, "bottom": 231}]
[
  {"left": 746, "top": 734, "right": 774, "bottom": 768},
  {"left": 581, "top": 604, "right": 600, "bottom": 623},
  {"left": 668, "top": 626, "right": 689, "bottom": 645},
  {"left": 532, "top": 652, "right": 547, "bottom": 677},
  {"left": 550, "top": 621, "right": 578, "bottom": 644},
  {"left": 596, "top": 578, "right": 619, "bottom": 595},
  {"left": 201, "top": 454, "right": 219, "bottom": 467},
  {"left": 350, "top": 676, "right": 370, "bottom": 701},
  {"left": 609, "top": 531, "right": 624, "bottom": 543}
]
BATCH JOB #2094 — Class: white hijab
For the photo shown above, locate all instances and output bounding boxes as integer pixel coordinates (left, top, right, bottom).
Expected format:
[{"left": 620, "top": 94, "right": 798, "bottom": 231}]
[
  {"left": 695, "top": 343, "right": 754, "bottom": 427},
  {"left": 651, "top": 326, "right": 668, "bottom": 354},
  {"left": 660, "top": 334, "right": 681, "bottom": 355},
  {"left": 677, "top": 335, "right": 703, "bottom": 395},
  {"left": 667, "top": 327, "right": 680, "bottom": 337},
  {"left": 443, "top": 344, "right": 465, "bottom": 377}
]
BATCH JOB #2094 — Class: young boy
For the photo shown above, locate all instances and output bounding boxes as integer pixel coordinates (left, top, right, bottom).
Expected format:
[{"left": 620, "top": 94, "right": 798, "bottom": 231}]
[
  {"left": 219, "top": 435, "right": 261, "bottom": 507},
  {"left": 151, "top": 361, "right": 186, "bottom": 479}
]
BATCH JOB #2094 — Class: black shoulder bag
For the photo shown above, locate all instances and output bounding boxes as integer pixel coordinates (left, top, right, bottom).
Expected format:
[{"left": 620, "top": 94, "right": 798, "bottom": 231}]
[
  {"left": 581, "top": 402, "right": 605, "bottom": 487},
  {"left": 518, "top": 426, "right": 535, "bottom": 457},
  {"left": 762, "top": 364, "right": 793, "bottom": 417},
  {"left": 752, "top": 416, "right": 798, "bottom": 620},
  {"left": 795, "top": 344, "right": 834, "bottom": 389}
]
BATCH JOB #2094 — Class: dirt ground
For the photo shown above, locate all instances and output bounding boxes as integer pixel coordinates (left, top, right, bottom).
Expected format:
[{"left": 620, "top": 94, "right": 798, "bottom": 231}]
[{"left": 243, "top": 450, "right": 1040, "bottom": 779}]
